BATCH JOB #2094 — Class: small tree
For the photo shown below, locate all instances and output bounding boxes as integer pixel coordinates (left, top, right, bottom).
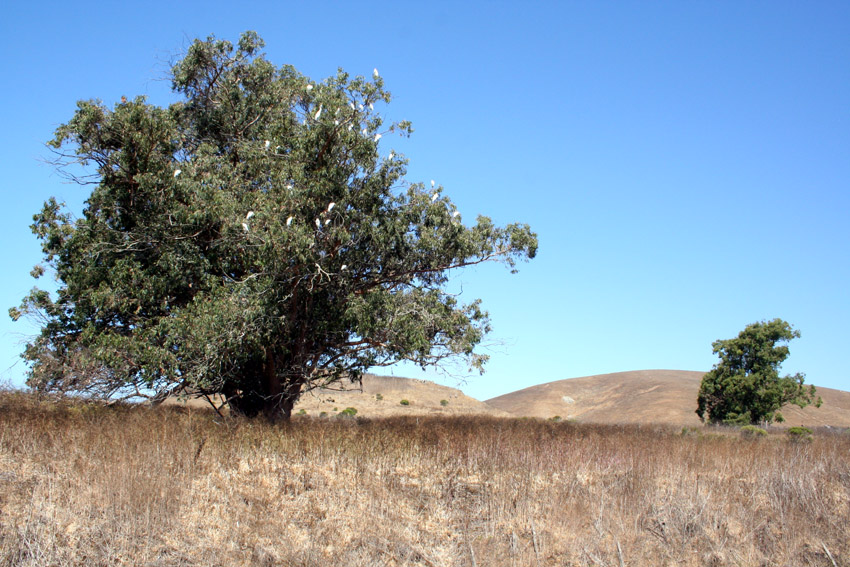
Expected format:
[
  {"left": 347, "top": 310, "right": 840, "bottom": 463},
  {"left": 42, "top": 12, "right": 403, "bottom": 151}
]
[
  {"left": 9, "top": 32, "right": 537, "bottom": 420},
  {"left": 696, "top": 319, "right": 820, "bottom": 425}
]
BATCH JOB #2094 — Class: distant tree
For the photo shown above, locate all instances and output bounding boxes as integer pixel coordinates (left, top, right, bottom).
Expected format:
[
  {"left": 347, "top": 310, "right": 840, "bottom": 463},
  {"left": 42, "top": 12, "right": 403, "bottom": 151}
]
[
  {"left": 9, "top": 32, "right": 537, "bottom": 420},
  {"left": 696, "top": 319, "right": 820, "bottom": 425}
]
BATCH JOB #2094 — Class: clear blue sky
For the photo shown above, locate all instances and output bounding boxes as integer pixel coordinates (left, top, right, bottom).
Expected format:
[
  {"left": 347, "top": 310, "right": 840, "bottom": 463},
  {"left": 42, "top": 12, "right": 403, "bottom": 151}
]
[{"left": 2, "top": 1, "right": 848, "bottom": 400}]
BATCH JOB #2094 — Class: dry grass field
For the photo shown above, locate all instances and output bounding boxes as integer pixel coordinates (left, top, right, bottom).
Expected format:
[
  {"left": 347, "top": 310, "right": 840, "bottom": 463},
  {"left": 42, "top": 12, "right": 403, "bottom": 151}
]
[{"left": 1, "top": 390, "right": 848, "bottom": 566}]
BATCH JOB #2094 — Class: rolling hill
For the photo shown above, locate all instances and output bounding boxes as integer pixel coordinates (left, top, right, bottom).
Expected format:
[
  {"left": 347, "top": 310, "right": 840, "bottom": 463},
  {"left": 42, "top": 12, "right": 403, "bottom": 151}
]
[
  {"left": 291, "top": 373, "right": 511, "bottom": 417},
  {"left": 485, "top": 369, "right": 850, "bottom": 427},
  {"left": 167, "top": 373, "right": 510, "bottom": 418},
  {"left": 166, "top": 370, "right": 848, "bottom": 426}
]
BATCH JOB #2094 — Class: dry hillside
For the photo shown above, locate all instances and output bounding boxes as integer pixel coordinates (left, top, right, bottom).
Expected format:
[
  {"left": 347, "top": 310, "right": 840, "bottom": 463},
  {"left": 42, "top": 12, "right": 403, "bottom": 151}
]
[
  {"left": 292, "top": 373, "right": 511, "bottom": 418},
  {"left": 486, "top": 369, "right": 850, "bottom": 427},
  {"left": 169, "top": 374, "right": 510, "bottom": 418}
]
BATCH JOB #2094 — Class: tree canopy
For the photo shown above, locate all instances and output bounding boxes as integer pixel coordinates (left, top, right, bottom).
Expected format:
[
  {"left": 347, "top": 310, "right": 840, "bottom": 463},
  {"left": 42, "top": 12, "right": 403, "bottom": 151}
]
[
  {"left": 10, "top": 32, "right": 537, "bottom": 419},
  {"left": 696, "top": 319, "right": 820, "bottom": 425}
]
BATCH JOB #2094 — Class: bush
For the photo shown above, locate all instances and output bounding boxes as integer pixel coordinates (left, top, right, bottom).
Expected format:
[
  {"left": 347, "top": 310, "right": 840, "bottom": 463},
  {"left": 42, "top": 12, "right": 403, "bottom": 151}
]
[
  {"left": 549, "top": 415, "right": 562, "bottom": 422},
  {"left": 295, "top": 408, "right": 307, "bottom": 416},
  {"left": 440, "top": 399, "right": 449, "bottom": 407},
  {"left": 375, "top": 393, "right": 383, "bottom": 401},
  {"left": 740, "top": 425, "right": 767, "bottom": 438},
  {"left": 787, "top": 426, "right": 813, "bottom": 442},
  {"left": 399, "top": 399, "right": 410, "bottom": 406},
  {"left": 319, "top": 411, "right": 328, "bottom": 418},
  {"left": 338, "top": 407, "right": 358, "bottom": 417}
]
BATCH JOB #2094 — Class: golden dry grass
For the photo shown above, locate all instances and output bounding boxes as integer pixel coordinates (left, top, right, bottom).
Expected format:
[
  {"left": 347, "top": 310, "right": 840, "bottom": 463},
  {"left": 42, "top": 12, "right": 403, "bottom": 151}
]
[{"left": 1, "top": 390, "right": 848, "bottom": 566}]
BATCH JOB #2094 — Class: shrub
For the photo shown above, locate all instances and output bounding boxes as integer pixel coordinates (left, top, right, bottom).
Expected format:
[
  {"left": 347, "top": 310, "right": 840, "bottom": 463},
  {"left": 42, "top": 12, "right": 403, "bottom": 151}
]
[
  {"left": 338, "top": 407, "right": 358, "bottom": 417},
  {"left": 400, "top": 399, "right": 410, "bottom": 406},
  {"left": 440, "top": 399, "right": 449, "bottom": 407},
  {"left": 296, "top": 408, "right": 307, "bottom": 416},
  {"left": 787, "top": 426, "right": 813, "bottom": 442},
  {"left": 319, "top": 411, "right": 328, "bottom": 418},
  {"left": 549, "top": 415, "right": 562, "bottom": 422},
  {"left": 740, "top": 425, "right": 767, "bottom": 438},
  {"left": 375, "top": 393, "right": 383, "bottom": 401}
]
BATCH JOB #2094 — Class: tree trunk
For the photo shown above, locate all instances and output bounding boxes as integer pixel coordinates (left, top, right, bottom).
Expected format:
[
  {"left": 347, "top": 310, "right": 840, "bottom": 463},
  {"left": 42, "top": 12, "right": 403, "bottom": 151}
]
[
  {"left": 222, "top": 352, "right": 304, "bottom": 422},
  {"left": 261, "top": 347, "right": 282, "bottom": 420}
]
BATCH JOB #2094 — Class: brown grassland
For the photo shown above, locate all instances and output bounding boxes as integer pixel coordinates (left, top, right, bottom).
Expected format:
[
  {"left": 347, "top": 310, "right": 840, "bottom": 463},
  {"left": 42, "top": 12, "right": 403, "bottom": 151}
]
[{"left": 1, "top": 390, "right": 848, "bottom": 566}]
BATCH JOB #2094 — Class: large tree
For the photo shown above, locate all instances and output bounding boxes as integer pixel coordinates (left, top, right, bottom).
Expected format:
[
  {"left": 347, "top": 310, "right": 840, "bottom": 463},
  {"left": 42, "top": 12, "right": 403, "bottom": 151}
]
[
  {"left": 10, "top": 32, "right": 537, "bottom": 419},
  {"left": 696, "top": 319, "right": 820, "bottom": 425}
]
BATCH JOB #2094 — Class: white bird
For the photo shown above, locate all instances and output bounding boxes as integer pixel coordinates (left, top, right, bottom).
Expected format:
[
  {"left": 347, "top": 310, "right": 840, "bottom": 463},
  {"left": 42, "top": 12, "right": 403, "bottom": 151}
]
[
  {"left": 286, "top": 184, "right": 293, "bottom": 190},
  {"left": 314, "top": 105, "right": 323, "bottom": 120},
  {"left": 315, "top": 218, "right": 321, "bottom": 229},
  {"left": 373, "top": 68, "right": 379, "bottom": 78},
  {"left": 374, "top": 133, "right": 382, "bottom": 142},
  {"left": 369, "top": 103, "right": 374, "bottom": 110},
  {"left": 358, "top": 103, "right": 364, "bottom": 111},
  {"left": 349, "top": 101, "right": 355, "bottom": 110},
  {"left": 340, "top": 264, "right": 347, "bottom": 271},
  {"left": 388, "top": 152, "right": 395, "bottom": 160},
  {"left": 264, "top": 140, "right": 270, "bottom": 149},
  {"left": 452, "top": 211, "right": 460, "bottom": 218},
  {"left": 306, "top": 84, "right": 314, "bottom": 91},
  {"left": 431, "top": 193, "right": 439, "bottom": 202},
  {"left": 327, "top": 202, "right": 335, "bottom": 212},
  {"left": 324, "top": 219, "right": 331, "bottom": 225},
  {"left": 286, "top": 216, "right": 294, "bottom": 226},
  {"left": 173, "top": 169, "right": 181, "bottom": 178},
  {"left": 348, "top": 124, "right": 353, "bottom": 131},
  {"left": 431, "top": 180, "right": 435, "bottom": 188},
  {"left": 242, "top": 222, "right": 250, "bottom": 232},
  {"left": 246, "top": 211, "right": 255, "bottom": 220}
]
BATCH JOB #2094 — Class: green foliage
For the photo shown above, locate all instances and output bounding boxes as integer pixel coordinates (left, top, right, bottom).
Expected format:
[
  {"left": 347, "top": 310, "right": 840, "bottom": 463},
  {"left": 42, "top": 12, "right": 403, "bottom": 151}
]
[
  {"left": 338, "top": 407, "right": 357, "bottom": 417},
  {"left": 697, "top": 319, "right": 820, "bottom": 425},
  {"left": 399, "top": 399, "right": 410, "bottom": 406},
  {"left": 11, "top": 32, "right": 537, "bottom": 420},
  {"left": 787, "top": 426, "right": 813, "bottom": 442},
  {"left": 680, "top": 426, "right": 699, "bottom": 437},
  {"left": 375, "top": 393, "right": 383, "bottom": 401},
  {"left": 739, "top": 425, "right": 767, "bottom": 438},
  {"left": 296, "top": 408, "right": 307, "bottom": 416},
  {"left": 440, "top": 399, "right": 449, "bottom": 407},
  {"left": 549, "top": 415, "right": 562, "bottom": 422},
  {"left": 319, "top": 411, "right": 328, "bottom": 418}
]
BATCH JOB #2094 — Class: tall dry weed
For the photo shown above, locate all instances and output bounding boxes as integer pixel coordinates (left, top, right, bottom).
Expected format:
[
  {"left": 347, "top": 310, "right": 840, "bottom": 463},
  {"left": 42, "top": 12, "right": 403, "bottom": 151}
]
[{"left": 0, "top": 391, "right": 847, "bottom": 566}]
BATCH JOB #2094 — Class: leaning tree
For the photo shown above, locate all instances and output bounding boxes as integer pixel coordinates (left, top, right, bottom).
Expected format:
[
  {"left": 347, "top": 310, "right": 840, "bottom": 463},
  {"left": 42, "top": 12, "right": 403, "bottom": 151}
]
[
  {"left": 10, "top": 32, "right": 537, "bottom": 419},
  {"left": 696, "top": 319, "right": 820, "bottom": 425}
]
